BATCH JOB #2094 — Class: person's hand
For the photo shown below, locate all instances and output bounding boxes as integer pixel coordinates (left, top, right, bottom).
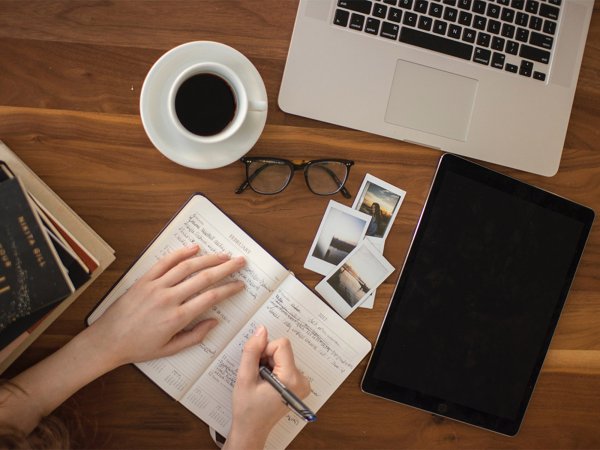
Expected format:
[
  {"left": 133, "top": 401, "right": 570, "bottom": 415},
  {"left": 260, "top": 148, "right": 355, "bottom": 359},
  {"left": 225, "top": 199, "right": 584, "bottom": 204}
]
[
  {"left": 226, "top": 325, "right": 311, "bottom": 450},
  {"left": 88, "top": 245, "right": 246, "bottom": 368}
]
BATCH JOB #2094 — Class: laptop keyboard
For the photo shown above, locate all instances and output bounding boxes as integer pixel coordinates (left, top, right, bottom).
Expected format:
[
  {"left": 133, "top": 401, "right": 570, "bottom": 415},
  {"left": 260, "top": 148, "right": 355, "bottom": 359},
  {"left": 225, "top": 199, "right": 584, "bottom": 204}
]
[{"left": 333, "top": 0, "right": 561, "bottom": 81}]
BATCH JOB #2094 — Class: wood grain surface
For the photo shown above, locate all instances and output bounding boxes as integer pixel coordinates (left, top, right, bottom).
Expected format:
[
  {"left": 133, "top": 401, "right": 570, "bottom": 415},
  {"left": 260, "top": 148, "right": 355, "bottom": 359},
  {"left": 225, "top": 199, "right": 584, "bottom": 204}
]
[{"left": 1, "top": 1, "right": 598, "bottom": 448}]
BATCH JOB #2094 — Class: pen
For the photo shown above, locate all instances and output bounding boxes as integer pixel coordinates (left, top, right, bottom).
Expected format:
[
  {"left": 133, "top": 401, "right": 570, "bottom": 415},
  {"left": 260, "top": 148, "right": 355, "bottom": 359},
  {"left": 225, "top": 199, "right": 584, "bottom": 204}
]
[{"left": 259, "top": 365, "right": 317, "bottom": 422}]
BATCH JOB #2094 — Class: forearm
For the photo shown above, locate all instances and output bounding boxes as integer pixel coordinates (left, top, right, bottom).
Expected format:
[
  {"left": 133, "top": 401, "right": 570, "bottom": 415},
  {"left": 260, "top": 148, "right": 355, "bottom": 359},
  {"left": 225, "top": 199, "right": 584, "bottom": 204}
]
[{"left": 1, "top": 325, "right": 118, "bottom": 434}]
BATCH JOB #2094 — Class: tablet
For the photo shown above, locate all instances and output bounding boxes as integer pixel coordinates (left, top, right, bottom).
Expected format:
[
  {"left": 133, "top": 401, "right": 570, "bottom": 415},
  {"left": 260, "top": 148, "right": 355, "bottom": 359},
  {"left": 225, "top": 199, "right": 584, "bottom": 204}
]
[{"left": 361, "top": 154, "right": 594, "bottom": 436}]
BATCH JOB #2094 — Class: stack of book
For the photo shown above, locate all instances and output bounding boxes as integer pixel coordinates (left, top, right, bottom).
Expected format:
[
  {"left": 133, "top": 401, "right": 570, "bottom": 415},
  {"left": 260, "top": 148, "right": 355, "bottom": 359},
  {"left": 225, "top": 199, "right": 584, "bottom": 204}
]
[{"left": 0, "top": 141, "right": 114, "bottom": 373}]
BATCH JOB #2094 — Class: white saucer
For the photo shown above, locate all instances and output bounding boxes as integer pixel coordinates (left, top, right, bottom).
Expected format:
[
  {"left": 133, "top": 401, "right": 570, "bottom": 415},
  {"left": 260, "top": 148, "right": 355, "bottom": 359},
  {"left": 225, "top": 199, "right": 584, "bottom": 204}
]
[{"left": 140, "top": 41, "right": 268, "bottom": 169}]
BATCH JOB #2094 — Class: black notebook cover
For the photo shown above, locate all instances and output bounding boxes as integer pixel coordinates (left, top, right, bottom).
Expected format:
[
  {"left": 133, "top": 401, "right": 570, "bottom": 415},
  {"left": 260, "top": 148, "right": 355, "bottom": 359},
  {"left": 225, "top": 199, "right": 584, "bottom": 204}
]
[
  {"left": 47, "top": 231, "right": 91, "bottom": 289},
  {"left": 0, "top": 178, "right": 73, "bottom": 330}
]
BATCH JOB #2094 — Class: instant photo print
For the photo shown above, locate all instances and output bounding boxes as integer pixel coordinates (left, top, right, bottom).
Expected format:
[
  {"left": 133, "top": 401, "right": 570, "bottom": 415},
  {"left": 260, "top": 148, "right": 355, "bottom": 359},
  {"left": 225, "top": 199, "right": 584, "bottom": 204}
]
[
  {"left": 304, "top": 201, "right": 371, "bottom": 276},
  {"left": 316, "top": 239, "right": 394, "bottom": 318},
  {"left": 352, "top": 174, "right": 406, "bottom": 240}
]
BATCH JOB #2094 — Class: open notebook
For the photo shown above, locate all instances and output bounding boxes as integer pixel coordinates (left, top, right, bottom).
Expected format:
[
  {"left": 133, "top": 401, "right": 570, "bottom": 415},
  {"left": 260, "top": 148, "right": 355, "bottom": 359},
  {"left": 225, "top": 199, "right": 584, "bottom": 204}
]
[{"left": 87, "top": 194, "right": 371, "bottom": 449}]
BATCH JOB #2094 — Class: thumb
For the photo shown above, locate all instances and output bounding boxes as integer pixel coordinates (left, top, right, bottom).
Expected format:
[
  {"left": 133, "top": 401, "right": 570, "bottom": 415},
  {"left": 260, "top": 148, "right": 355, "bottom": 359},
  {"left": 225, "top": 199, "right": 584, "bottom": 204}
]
[{"left": 237, "top": 325, "right": 268, "bottom": 386}]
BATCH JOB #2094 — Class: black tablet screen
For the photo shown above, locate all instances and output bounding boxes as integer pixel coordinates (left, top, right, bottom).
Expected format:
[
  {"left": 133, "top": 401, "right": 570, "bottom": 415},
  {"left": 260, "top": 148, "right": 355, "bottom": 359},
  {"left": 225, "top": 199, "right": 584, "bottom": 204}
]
[{"left": 364, "top": 155, "right": 593, "bottom": 433}]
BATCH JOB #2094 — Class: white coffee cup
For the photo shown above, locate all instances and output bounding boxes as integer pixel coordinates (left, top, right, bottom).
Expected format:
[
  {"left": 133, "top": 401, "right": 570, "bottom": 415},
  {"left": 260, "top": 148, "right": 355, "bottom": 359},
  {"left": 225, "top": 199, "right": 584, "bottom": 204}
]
[
  {"left": 168, "top": 62, "right": 267, "bottom": 144},
  {"left": 140, "top": 41, "right": 268, "bottom": 169}
]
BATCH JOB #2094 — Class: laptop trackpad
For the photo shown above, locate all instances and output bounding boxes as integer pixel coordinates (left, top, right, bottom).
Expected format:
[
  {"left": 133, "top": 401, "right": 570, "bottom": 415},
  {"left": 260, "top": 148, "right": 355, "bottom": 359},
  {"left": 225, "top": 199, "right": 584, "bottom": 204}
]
[{"left": 385, "top": 60, "right": 478, "bottom": 141}]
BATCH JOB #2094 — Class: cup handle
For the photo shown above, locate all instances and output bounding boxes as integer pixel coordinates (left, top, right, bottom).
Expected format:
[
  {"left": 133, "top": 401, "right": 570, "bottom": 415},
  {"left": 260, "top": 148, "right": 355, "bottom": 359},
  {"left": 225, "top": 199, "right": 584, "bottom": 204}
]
[{"left": 248, "top": 99, "right": 268, "bottom": 112}]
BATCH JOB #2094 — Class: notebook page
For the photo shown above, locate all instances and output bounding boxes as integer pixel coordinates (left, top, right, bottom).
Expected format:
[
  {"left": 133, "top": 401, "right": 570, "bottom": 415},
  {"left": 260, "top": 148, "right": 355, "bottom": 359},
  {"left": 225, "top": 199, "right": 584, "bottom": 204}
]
[
  {"left": 180, "top": 275, "right": 372, "bottom": 449},
  {"left": 87, "top": 195, "right": 289, "bottom": 399}
]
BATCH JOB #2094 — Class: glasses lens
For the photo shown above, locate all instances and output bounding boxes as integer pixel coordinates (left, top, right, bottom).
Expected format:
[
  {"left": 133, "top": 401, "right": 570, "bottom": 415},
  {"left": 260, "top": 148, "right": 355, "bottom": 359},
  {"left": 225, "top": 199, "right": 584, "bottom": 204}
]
[
  {"left": 247, "top": 160, "right": 292, "bottom": 194},
  {"left": 306, "top": 161, "right": 349, "bottom": 195}
]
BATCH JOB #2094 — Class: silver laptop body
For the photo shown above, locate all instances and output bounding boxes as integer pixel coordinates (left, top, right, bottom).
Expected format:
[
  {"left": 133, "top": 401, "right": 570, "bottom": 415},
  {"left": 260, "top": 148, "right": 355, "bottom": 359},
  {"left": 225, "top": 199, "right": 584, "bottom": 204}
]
[{"left": 279, "top": 0, "right": 593, "bottom": 176}]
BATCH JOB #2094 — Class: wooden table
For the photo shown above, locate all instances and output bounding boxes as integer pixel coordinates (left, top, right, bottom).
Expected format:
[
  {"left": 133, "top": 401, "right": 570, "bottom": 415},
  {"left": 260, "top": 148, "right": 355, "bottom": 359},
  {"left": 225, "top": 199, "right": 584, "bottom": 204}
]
[{"left": 1, "top": 1, "right": 599, "bottom": 448}]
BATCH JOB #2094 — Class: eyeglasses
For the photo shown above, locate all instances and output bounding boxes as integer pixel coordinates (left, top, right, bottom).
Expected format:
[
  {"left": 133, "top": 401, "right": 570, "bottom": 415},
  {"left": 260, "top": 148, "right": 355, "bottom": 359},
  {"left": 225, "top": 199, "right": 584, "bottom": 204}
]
[{"left": 235, "top": 157, "right": 354, "bottom": 198}]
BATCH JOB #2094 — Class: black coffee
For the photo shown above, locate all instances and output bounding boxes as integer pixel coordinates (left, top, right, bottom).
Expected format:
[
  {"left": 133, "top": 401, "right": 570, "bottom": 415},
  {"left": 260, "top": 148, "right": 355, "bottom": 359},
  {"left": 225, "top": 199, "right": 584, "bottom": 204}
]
[{"left": 174, "top": 73, "right": 236, "bottom": 136}]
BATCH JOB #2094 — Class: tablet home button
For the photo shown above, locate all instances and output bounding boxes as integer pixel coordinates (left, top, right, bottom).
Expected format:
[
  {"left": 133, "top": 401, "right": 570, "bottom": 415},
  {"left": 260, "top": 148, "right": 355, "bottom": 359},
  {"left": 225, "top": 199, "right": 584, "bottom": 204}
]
[{"left": 437, "top": 403, "right": 448, "bottom": 414}]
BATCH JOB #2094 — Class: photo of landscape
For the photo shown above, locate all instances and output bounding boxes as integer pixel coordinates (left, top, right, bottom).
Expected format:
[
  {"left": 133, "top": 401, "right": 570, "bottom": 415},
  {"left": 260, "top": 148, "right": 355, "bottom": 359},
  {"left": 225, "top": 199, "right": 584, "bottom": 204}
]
[
  {"left": 312, "top": 207, "right": 368, "bottom": 265},
  {"left": 326, "top": 244, "right": 388, "bottom": 307}
]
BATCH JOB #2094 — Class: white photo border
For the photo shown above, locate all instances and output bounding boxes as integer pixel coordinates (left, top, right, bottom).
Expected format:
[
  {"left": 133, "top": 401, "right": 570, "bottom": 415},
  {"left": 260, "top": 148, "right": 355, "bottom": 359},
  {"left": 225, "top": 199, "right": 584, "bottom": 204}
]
[{"left": 358, "top": 237, "right": 385, "bottom": 309}]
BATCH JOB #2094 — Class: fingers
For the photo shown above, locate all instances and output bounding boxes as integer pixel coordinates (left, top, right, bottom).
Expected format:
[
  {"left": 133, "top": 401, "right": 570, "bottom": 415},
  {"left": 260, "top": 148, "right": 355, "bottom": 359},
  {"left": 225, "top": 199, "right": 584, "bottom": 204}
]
[
  {"left": 160, "top": 319, "right": 218, "bottom": 356},
  {"left": 159, "top": 253, "right": 235, "bottom": 287},
  {"left": 141, "top": 245, "right": 199, "bottom": 281},
  {"left": 179, "top": 280, "right": 245, "bottom": 322},
  {"left": 263, "top": 338, "right": 310, "bottom": 397},
  {"left": 264, "top": 338, "right": 296, "bottom": 371},
  {"left": 173, "top": 256, "right": 246, "bottom": 299},
  {"left": 236, "top": 325, "right": 269, "bottom": 386}
]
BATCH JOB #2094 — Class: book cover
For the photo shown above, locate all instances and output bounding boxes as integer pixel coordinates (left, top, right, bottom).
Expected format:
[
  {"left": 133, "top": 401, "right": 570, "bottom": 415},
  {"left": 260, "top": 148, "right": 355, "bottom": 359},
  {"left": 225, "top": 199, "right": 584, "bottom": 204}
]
[
  {"left": 0, "top": 303, "right": 54, "bottom": 350},
  {"left": 2, "top": 161, "right": 97, "bottom": 276},
  {"left": 0, "top": 178, "right": 73, "bottom": 331},
  {"left": 47, "top": 230, "right": 91, "bottom": 289}
]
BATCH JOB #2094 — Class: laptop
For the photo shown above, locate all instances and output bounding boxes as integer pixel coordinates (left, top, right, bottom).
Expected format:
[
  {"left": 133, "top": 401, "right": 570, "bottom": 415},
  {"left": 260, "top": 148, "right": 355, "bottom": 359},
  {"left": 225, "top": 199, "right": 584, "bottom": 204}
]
[{"left": 279, "top": 0, "right": 594, "bottom": 176}]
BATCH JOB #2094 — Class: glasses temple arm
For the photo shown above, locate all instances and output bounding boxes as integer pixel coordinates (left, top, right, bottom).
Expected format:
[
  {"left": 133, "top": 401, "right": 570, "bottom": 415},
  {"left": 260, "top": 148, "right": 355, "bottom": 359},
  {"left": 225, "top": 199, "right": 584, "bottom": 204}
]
[{"left": 235, "top": 180, "right": 250, "bottom": 194}]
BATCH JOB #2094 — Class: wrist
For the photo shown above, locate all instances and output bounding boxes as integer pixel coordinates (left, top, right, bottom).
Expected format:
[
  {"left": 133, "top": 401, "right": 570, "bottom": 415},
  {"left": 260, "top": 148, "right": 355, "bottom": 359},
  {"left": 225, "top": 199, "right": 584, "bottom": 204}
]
[
  {"left": 225, "top": 424, "right": 270, "bottom": 450},
  {"left": 74, "top": 325, "right": 124, "bottom": 373}
]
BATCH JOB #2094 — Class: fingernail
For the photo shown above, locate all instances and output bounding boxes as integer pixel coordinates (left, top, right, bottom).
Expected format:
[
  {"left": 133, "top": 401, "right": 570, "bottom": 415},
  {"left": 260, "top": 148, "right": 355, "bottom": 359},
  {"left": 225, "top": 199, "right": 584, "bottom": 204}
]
[
  {"left": 254, "top": 325, "right": 266, "bottom": 337},
  {"left": 235, "top": 255, "right": 246, "bottom": 265},
  {"left": 218, "top": 253, "right": 231, "bottom": 260}
]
